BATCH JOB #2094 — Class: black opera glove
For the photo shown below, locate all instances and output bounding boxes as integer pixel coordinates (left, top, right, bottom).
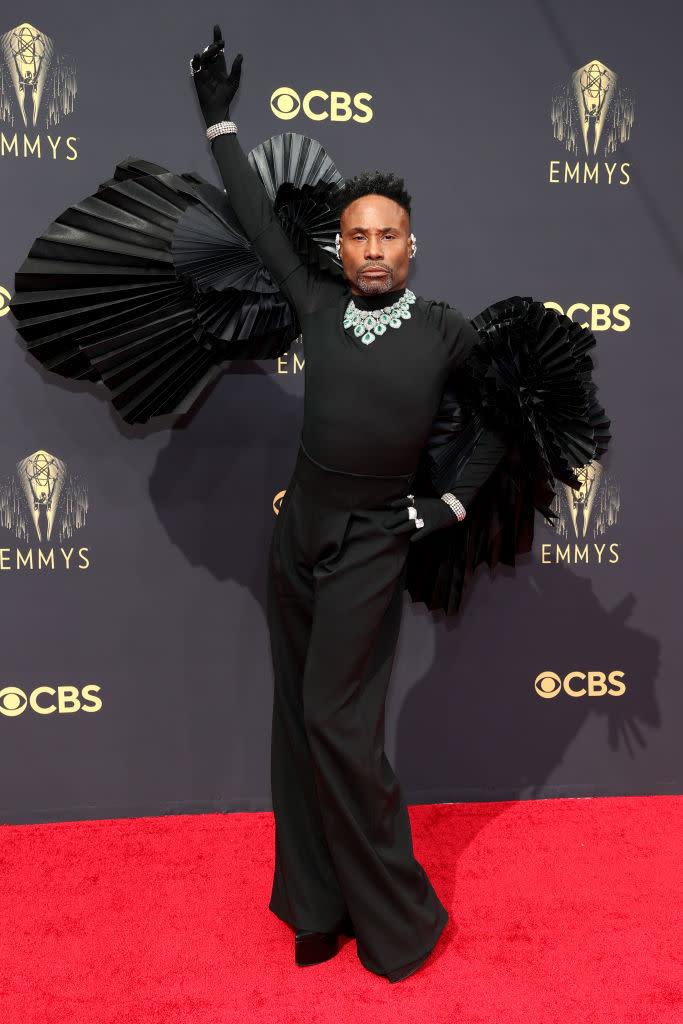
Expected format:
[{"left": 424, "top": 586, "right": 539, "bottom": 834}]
[
  {"left": 382, "top": 495, "right": 462, "bottom": 544},
  {"left": 191, "top": 24, "right": 243, "bottom": 128}
]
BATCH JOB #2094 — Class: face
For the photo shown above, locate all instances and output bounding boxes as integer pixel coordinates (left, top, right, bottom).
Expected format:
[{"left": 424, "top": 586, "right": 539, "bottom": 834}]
[{"left": 338, "top": 194, "right": 411, "bottom": 296}]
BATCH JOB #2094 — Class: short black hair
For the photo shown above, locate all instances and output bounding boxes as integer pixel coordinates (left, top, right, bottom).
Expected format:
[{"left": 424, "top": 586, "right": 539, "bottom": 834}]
[{"left": 339, "top": 170, "right": 412, "bottom": 218}]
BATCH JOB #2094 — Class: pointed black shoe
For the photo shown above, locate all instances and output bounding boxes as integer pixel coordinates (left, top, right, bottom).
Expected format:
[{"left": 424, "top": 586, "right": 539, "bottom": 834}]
[
  {"left": 385, "top": 943, "right": 435, "bottom": 983},
  {"left": 295, "top": 929, "right": 339, "bottom": 966}
]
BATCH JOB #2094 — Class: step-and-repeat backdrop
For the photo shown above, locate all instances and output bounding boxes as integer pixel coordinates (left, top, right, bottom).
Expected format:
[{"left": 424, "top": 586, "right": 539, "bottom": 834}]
[{"left": 0, "top": 2, "right": 680, "bottom": 823}]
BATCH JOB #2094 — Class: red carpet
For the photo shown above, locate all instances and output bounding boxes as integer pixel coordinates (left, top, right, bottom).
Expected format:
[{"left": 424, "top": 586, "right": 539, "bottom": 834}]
[{"left": 1, "top": 796, "right": 681, "bottom": 1023}]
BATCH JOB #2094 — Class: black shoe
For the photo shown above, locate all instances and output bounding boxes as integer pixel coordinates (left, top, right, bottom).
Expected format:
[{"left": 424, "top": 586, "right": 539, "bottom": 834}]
[
  {"left": 337, "top": 913, "right": 355, "bottom": 938},
  {"left": 385, "top": 958, "right": 422, "bottom": 983},
  {"left": 385, "top": 947, "right": 433, "bottom": 983},
  {"left": 295, "top": 929, "right": 339, "bottom": 966}
]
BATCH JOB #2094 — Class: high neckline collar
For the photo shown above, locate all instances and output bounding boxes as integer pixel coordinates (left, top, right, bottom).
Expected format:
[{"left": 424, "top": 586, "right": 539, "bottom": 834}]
[{"left": 347, "top": 286, "right": 407, "bottom": 311}]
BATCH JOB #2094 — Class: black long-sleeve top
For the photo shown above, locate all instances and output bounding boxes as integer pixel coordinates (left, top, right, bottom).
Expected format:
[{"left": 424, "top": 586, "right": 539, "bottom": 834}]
[{"left": 211, "top": 133, "right": 506, "bottom": 505}]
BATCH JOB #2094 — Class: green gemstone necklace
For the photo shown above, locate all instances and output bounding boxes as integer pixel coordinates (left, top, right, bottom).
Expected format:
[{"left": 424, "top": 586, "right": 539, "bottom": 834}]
[{"left": 343, "top": 288, "right": 416, "bottom": 345}]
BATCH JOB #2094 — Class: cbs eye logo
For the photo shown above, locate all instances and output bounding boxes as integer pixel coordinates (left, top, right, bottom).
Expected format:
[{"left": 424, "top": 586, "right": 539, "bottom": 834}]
[
  {"left": 270, "top": 87, "right": 373, "bottom": 123},
  {"left": 543, "top": 301, "right": 630, "bottom": 332},
  {"left": 0, "top": 685, "right": 102, "bottom": 716},
  {"left": 273, "top": 490, "right": 286, "bottom": 514},
  {"left": 0, "top": 285, "right": 11, "bottom": 316},
  {"left": 534, "top": 671, "right": 626, "bottom": 698}
]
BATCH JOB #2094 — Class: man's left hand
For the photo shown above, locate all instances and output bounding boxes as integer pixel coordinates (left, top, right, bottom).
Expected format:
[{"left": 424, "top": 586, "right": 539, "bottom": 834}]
[{"left": 382, "top": 494, "right": 461, "bottom": 543}]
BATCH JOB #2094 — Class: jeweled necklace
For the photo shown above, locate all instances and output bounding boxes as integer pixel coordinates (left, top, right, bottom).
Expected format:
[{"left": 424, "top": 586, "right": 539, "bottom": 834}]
[{"left": 343, "top": 288, "right": 416, "bottom": 345}]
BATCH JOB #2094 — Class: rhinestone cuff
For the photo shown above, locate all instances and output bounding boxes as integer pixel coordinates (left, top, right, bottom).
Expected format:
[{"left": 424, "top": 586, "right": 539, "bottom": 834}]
[
  {"left": 441, "top": 492, "right": 466, "bottom": 521},
  {"left": 206, "top": 121, "right": 238, "bottom": 141}
]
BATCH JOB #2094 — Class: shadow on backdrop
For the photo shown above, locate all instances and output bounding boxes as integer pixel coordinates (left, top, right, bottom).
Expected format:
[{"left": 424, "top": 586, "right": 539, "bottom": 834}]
[
  {"left": 395, "top": 560, "right": 660, "bottom": 914},
  {"left": 150, "top": 358, "right": 660, "bottom": 815}
]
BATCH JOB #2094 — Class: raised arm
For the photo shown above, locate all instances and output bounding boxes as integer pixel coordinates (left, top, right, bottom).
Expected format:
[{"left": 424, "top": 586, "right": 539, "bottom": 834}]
[{"left": 190, "top": 26, "right": 335, "bottom": 314}]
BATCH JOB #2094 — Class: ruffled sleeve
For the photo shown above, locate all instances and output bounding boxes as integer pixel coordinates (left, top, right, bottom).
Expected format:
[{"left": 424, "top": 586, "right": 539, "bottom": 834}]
[
  {"left": 211, "top": 133, "right": 341, "bottom": 315},
  {"left": 9, "top": 134, "right": 346, "bottom": 423},
  {"left": 405, "top": 296, "right": 611, "bottom": 615}
]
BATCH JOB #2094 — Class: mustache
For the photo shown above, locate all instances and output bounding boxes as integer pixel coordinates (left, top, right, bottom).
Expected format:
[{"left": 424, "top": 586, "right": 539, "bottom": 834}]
[{"left": 358, "top": 261, "right": 393, "bottom": 273}]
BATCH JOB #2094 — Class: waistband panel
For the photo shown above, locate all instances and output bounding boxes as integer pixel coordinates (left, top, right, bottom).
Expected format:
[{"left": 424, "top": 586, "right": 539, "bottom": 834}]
[{"left": 292, "top": 442, "right": 416, "bottom": 507}]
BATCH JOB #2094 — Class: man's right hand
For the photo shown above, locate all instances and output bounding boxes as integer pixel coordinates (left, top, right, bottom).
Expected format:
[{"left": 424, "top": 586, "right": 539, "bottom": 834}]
[{"left": 191, "top": 24, "right": 243, "bottom": 128}]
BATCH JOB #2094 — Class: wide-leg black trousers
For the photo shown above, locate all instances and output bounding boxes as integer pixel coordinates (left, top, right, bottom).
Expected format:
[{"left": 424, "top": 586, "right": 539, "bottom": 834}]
[{"left": 266, "top": 442, "right": 448, "bottom": 980}]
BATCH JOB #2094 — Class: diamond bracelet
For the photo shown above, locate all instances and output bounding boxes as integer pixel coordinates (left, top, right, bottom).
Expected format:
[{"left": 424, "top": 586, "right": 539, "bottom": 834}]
[
  {"left": 206, "top": 121, "right": 238, "bottom": 141},
  {"left": 441, "top": 492, "right": 466, "bottom": 521}
]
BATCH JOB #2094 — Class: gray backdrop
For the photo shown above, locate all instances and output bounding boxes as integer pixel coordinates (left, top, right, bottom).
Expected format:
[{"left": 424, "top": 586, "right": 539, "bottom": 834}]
[{"left": 0, "top": 0, "right": 680, "bottom": 824}]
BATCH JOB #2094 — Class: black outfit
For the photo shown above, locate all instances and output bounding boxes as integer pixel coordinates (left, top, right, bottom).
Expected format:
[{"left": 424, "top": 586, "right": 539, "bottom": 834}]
[
  {"left": 8, "top": 120, "right": 610, "bottom": 981},
  {"left": 209, "top": 133, "right": 504, "bottom": 980},
  {"left": 10, "top": 134, "right": 607, "bottom": 622}
]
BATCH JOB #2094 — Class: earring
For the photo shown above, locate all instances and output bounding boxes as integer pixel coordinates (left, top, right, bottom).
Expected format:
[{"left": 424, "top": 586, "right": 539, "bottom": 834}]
[
  {"left": 335, "top": 233, "right": 341, "bottom": 259},
  {"left": 409, "top": 233, "right": 417, "bottom": 259}
]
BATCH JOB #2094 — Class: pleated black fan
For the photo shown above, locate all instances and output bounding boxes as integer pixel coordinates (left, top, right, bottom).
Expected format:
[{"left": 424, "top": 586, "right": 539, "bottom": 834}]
[
  {"left": 405, "top": 295, "right": 612, "bottom": 615},
  {"left": 9, "top": 134, "right": 344, "bottom": 424},
  {"left": 249, "top": 133, "right": 345, "bottom": 273},
  {"left": 465, "top": 296, "right": 611, "bottom": 488}
]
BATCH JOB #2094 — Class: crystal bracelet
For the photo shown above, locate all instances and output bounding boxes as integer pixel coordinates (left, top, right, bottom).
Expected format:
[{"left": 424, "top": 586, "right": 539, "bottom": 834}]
[
  {"left": 206, "top": 120, "right": 238, "bottom": 141},
  {"left": 441, "top": 492, "right": 466, "bottom": 521}
]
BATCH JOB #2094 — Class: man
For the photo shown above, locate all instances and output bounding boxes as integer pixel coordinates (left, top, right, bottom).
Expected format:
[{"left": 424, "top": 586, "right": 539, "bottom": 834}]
[{"left": 191, "top": 26, "right": 507, "bottom": 983}]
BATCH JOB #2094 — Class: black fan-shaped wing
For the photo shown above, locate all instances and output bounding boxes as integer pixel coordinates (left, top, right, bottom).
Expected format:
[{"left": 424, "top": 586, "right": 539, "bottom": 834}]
[
  {"left": 405, "top": 297, "right": 611, "bottom": 615},
  {"left": 10, "top": 135, "right": 346, "bottom": 423}
]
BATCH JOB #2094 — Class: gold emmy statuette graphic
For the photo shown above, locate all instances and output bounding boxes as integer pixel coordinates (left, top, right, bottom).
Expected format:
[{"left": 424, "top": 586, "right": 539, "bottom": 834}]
[
  {"left": 552, "top": 58, "right": 634, "bottom": 157},
  {"left": 0, "top": 22, "right": 76, "bottom": 128},
  {"left": 0, "top": 449, "right": 88, "bottom": 545},
  {"left": 18, "top": 450, "right": 65, "bottom": 543},
  {"left": 552, "top": 461, "right": 620, "bottom": 541},
  {"left": 565, "top": 462, "right": 601, "bottom": 539}
]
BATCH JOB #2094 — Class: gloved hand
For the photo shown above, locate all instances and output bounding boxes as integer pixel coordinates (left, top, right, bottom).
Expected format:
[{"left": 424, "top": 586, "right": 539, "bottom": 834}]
[
  {"left": 191, "top": 24, "right": 243, "bottom": 128},
  {"left": 382, "top": 494, "right": 462, "bottom": 544}
]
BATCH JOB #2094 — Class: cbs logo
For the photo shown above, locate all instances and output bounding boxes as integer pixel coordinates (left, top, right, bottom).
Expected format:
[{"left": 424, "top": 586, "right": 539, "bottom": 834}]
[
  {"left": 273, "top": 490, "right": 286, "bottom": 514},
  {"left": 270, "top": 87, "right": 373, "bottom": 123},
  {"left": 0, "top": 285, "right": 11, "bottom": 316},
  {"left": 534, "top": 671, "right": 626, "bottom": 699},
  {"left": 543, "top": 302, "right": 630, "bottom": 332},
  {"left": 0, "top": 685, "right": 102, "bottom": 716}
]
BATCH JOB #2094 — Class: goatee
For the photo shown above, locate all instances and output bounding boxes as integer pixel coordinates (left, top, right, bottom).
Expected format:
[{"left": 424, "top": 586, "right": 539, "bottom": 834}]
[{"left": 356, "top": 263, "right": 395, "bottom": 295}]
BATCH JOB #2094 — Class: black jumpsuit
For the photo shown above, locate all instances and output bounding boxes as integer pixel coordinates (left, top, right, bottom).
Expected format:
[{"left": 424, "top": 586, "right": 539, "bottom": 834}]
[{"left": 211, "top": 134, "right": 504, "bottom": 981}]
